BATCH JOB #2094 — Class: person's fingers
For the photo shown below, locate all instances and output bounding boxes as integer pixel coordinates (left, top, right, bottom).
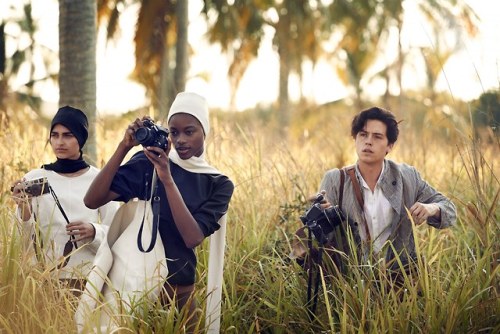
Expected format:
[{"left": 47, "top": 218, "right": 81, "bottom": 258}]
[
  {"left": 144, "top": 147, "right": 170, "bottom": 168},
  {"left": 307, "top": 192, "right": 325, "bottom": 202},
  {"left": 66, "top": 222, "right": 93, "bottom": 239},
  {"left": 145, "top": 146, "right": 162, "bottom": 155},
  {"left": 320, "top": 203, "right": 332, "bottom": 210},
  {"left": 409, "top": 203, "right": 422, "bottom": 223}
]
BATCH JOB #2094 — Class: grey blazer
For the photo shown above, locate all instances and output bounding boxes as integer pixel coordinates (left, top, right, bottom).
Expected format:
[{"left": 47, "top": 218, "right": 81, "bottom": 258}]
[{"left": 319, "top": 159, "right": 457, "bottom": 267}]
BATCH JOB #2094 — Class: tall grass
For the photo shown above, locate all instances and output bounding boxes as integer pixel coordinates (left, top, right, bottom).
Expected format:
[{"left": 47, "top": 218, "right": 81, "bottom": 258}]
[{"left": 0, "top": 102, "right": 499, "bottom": 333}]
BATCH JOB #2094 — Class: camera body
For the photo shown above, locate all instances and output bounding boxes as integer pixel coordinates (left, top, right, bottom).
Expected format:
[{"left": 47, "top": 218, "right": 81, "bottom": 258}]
[
  {"left": 14, "top": 177, "right": 50, "bottom": 197},
  {"left": 135, "top": 119, "right": 169, "bottom": 150},
  {"left": 300, "top": 194, "right": 345, "bottom": 244}
]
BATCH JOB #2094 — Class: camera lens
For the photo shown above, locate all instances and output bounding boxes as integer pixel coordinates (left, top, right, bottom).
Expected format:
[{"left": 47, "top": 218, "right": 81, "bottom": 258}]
[{"left": 135, "top": 127, "right": 152, "bottom": 145}]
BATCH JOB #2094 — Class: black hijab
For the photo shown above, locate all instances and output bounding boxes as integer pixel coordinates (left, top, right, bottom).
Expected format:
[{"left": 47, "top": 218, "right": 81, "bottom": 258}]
[{"left": 42, "top": 106, "right": 90, "bottom": 173}]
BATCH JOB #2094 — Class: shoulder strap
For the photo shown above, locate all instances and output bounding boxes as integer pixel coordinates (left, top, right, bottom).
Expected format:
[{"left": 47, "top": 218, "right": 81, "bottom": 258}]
[
  {"left": 338, "top": 168, "right": 345, "bottom": 209},
  {"left": 137, "top": 170, "right": 161, "bottom": 253},
  {"left": 345, "top": 166, "right": 364, "bottom": 208},
  {"left": 48, "top": 185, "right": 78, "bottom": 269},
  {"left": 344, "top": 166, "right": 371, "bottom": 241}
]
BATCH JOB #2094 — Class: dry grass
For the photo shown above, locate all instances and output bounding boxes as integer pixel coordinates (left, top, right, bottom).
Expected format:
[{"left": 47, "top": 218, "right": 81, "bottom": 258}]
[{"left": 0, "top": 102, "right": 499, "bottom": 333}]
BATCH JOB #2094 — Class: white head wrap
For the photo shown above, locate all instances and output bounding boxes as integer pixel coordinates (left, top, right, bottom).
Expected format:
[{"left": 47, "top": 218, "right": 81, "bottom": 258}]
[
  {"left": 167, "top": 92, "right": 220, "bottom": 174},
  {"left": 167, "top": 92, "right": 210, "bottom": 136}
]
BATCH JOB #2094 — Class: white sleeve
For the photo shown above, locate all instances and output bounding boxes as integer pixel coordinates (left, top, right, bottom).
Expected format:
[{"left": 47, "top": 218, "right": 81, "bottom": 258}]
[
  {"left": 87, "top": 201, "right": 120, "bottom": 253},
  {"left": 15, "top": 206, "right": 38, "bottom": 251}
]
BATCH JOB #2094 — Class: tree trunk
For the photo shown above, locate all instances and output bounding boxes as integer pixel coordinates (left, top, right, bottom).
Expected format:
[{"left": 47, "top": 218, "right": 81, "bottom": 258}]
[
  {"left": 278, "top": 49, "right": 290, "bottom": 133},
  {"left": 157, "top": 41, "right": 170, "bottom": 121},
  {"left": 59, "top": 0, "right": 97, "bottom": 164},
  {"left": 175, "top": 0, "right": 188, "bottom": 94},
  {"left": 277, "top": 9, "right": 291, "bottom": 136}
]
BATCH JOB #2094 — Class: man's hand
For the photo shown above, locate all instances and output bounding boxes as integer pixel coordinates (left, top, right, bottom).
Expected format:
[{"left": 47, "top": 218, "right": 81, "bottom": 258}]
[
  {"left": 409, "top": 202, "right": 440, "bottom": 225},
  {"left": 66, "top": 222, "right": 96, "bottom": 243},
  {"left": 307, "top": 190, "right": 332, "bottom": 209}
]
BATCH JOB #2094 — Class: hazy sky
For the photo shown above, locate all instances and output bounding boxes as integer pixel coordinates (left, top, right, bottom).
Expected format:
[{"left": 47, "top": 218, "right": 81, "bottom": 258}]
[{"left": 2, "top": 0, "right": 499, "bottom": 115}]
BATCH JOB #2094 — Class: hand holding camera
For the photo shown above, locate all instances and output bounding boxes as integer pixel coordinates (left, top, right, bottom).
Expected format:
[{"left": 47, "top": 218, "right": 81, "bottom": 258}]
[
  {"left": 11, "top": 178, "right": 50, "bottom": 219},
  {"left": 134, "top": 119, "right": 169, "bottom": 150},
  {"left": 11, "top": 177, "right": 50, "bottom": 198},
  {"left": 300, "top": 192, "right": 346, "bottom": 245}
]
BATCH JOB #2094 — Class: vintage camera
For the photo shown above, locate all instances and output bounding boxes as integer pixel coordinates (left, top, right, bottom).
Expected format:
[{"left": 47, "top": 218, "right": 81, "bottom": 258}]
[
  {"left": 300, "top": 193, "right": 346, "bottom": 244},
  {"left": 134, "top": 119, "right": 169, "bottom": 149},
  {"left": 11, "top": 177, "right": 50, "bottom": 197}
]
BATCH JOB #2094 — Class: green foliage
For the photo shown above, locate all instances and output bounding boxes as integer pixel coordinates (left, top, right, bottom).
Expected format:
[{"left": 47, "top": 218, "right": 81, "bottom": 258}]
[{"left": 472, "top": 90, "right": 500, "bottom": 134}]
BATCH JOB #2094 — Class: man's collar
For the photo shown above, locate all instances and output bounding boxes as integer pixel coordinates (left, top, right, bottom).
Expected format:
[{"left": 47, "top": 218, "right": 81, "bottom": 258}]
[{"left": 355, "top": 160, "right": 386, "bottom": 186}]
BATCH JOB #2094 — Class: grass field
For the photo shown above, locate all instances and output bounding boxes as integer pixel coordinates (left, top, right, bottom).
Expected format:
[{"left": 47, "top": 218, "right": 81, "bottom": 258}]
[{"left": 0, "top": 101, "right": 498, "bottom": 333}]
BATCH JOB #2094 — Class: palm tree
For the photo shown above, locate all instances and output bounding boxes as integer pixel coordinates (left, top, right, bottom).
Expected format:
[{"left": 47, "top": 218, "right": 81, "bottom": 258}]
[
  {"left": 386, "top": 0, "right": 478, "bottom": 98},
  {"left": 202, "top": 2, "right": 266, "bottom": 111},
  {"left": 325, "top": 0, "right": 479, "bottom": 110},
  {"left": 174, "top": 0, "right": 188, "bottom": 94},
  {"left": 327, "top": 0, "right": 385, "bottom": 109},
  {"left": 273, "top": 0, "right": 325, "bottom": 131},
  {"left": 417, "top": 0, "right": 479, "bottom": 99},
  {"left": 0, "top": 23, "right": 7, "bottom": 110},
  {"left": 59, "top": 0, "right": 97, "bottom": 163},
  {"left": 0, "top": 3, "right": 56, "bottom": 114},
  {"left": 98, "top": 0, "right": 188, "bottom": 120},
  {"left": 203, "top": 0, "right": 325, "bottom": 132}
]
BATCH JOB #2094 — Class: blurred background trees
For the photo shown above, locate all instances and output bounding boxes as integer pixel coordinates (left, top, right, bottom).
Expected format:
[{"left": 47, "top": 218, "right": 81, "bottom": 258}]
[{"left": 0, "top": 0, "right": 498, "bottom": 144}]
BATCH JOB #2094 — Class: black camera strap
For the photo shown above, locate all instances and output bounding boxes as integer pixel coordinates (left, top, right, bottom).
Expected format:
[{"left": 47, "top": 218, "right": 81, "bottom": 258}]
[
  {"left": 339, "top": 167, "right": 346, "bottom": 208},
  {"left": 306, "top": 168, "right": 347, "bottom": 318},
  {"left": 306, "top": 226, "right": 325, "bottom": 321},
  {"left": 48, "top": 185, "right": 78, "bottom": 269},
  {"left": 137, "top": 170, "right": 161, "bottom": 253}
]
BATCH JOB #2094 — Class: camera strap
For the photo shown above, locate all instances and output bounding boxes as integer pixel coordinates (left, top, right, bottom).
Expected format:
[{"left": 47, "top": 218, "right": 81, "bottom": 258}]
[
  {"left": 48, "top": 185, "right": 78, "bottom": 269},
  {"left": 306, "top": 225, "right": 324, "bottom": 321},
  {"left": 137, "top": 169, "right": 161, "bottom": 253},
  {"left": 339, "top": 167, "right": 346, "bottom": 208},
  {"left": 305, "top": 166, "right": 369, "bottom": 317},
  {"left": 306, "top": 167, "right": 347, "bottom": 318}
]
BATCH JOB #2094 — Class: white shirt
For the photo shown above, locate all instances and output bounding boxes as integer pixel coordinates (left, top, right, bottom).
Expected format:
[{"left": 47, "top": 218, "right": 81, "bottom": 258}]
[
  {"left": 17, "top": 166, "right": 119, "bottom": 279},
  {"left": 358, "top": 163, "right": 393, "bottom": 254}
]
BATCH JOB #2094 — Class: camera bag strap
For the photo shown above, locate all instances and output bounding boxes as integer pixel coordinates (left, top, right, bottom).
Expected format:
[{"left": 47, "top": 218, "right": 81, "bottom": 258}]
[
  {"left": 339, "top": 167, "right": 346, "bottom": 208},
  {"left": 344, "top": 166, "right": 371, "bottom": 242}
]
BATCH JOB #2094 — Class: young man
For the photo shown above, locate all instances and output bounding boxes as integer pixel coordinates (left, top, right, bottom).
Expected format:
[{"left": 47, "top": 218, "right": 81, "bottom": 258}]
[{"left": 318, "top": 107, "right": 456, "bottom": 275}]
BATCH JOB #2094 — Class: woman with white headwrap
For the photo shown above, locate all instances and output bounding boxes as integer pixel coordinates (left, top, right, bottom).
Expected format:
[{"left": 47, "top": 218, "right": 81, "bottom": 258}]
[{"left": 84, "top": 92, "right": 234, "bottom": 332}]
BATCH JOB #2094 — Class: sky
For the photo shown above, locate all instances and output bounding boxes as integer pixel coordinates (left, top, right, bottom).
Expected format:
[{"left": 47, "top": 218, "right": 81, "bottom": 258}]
[{"left": 2, "top": 0, "right": 500, "bottom": 115}]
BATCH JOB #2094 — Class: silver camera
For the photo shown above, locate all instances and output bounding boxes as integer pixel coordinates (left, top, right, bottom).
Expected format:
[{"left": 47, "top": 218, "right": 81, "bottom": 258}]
[{"left": 12, "top": 177, "right": 50, "bottom": 197}]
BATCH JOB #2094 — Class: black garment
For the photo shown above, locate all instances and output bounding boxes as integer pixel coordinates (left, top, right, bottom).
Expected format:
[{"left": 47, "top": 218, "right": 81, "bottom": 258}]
[
  {"left": 50, "top": 106, "right": 89, "bottom": 148},
  {"left": 110, "top": 151, "right": 234, "bottom": 285},
  {"left": 42, "top": 158, "right": 89, "bottom": 173}
]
